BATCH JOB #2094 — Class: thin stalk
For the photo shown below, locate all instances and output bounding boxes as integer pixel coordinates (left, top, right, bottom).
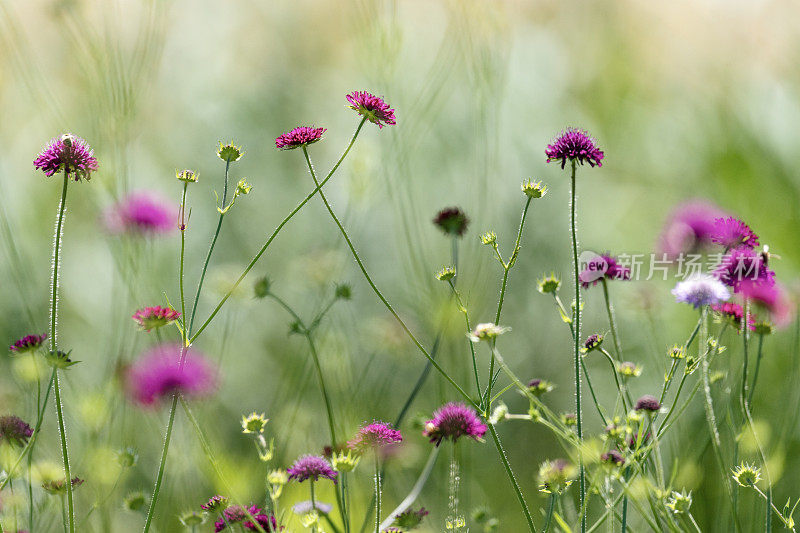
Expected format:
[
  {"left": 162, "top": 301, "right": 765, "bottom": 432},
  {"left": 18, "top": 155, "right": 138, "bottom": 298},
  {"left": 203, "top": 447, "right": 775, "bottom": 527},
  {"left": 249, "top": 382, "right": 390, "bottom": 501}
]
[
  {"left": 542, "top": 494, "right": 556, "bottom": 533},
  {"left": 50, "top": 169, "right": 75, "bottom": 533},
  {"left": 748, "top": 334, "right": 765, "bottom": 408},
  {"left": 580, "top": 357, "right": 608, "bottom": 425},
  {"left": 310, "top": 482, "right": 318, "bottom": 533},
  {"left": 142, "top": 394, "right": 178, "bottom": 532},
  {"left": 599, "top": 348, "right": 629, "bottom": 413},
  {"left": 188, "top": 160, "right": 231, "bottom": 336},
  {"left": 568, "top": 160, "right": 586, "bottom": 532},
  {"left": 190, "top": 117, "right": 368, "bottom": 343},
  {"left": 601, "top": 279, "right": 623, "bottom": 359},
  {"left": 378, "top": 446, "right": 440, "bottom": 531},
  {"left": 301, "top": 146, "right": 475, "bottom": 408},
  {"left": 374, "top": 455, "right": 381, "bottom": 533},
  {"left": 448, "top": 280, "right": 482, "bottom": 395},
  {"left": 487, "top": 424, "right": 536, "bottom": 532},
  {"left": 178, "top": 182, "right": 188, "bottom": 330}
]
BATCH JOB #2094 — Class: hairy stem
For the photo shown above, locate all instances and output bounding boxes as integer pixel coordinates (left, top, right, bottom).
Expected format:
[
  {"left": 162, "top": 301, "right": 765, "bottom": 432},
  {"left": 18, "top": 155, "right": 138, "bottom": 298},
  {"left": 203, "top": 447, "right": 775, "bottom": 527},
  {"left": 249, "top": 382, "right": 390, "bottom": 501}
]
[{"left": 487, "top": 424, "right": 536, "bottom": 532}]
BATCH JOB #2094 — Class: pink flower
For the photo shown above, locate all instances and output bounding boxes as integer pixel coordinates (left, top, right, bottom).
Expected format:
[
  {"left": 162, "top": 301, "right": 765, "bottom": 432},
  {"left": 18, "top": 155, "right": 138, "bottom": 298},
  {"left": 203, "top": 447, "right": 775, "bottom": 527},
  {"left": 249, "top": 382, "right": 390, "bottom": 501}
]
[
  {"left": 125, "top": 344, "right": 216, "bottom": 407},
  {"left": 346, "top": 91, "right": 396, "bottom": 128},
  {"left": 545, "top": 128, "right": 604, "bottom": 169},
  {"left": 34, "top": 133, "right": 98, "bottom": 181},
  {"left": 658, "top": 200, "right": 729, "bottom": 257},
  {"left": 275, "top": 126, "right": 326, "bottom": 150},
  {"left": 740, "top": 280, "right": 794, "bottom": 329},
  {"left": 132, "top": 306, "right": 181, "bottom": 332},
  {"left": 347, "top": 421, "right": 402, "bottom": 453},
  {"left": 287, "top": 455, "right": 337, "bottom": 483},
  {"left": 104, "top": 192, "right": 177, "bottom": 235},
  {"left": 422, "top": 402, "right": 487, "bottom": 446}
]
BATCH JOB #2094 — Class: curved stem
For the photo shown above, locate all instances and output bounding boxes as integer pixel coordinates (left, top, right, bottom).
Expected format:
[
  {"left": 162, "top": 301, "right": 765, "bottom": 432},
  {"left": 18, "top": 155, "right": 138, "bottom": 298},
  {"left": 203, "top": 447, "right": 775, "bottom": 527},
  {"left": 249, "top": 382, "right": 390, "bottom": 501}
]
[
  {"left": 300, "top": 146, "right": 475, "bottom": 408},
  {"left": 568, "top": 161, "right": 586, "bottom": 532},
  {"left": 598, "top": 348, "right": 629, "bottom": 413},
  {"left": 448, "top": 281, "right": 482, "bottom": 395},
  {"left": 378, "top": 446, "right": 440, "bottom": 531},
  {"left": 188, "top": 161, "right": 230, "bottom": 336},
  {"left": 487, "top": 424, "right": 536, "bottom": 532},
  {"left": 142, "top": 395, "right": 178, "bottom": 532},
  {"left": 190, "top": 118, "right": 367, "bottom": 344},
  {"left": 50, "top": 169, "right": 75, "bottom": 533},
  {"left": 601, "top": 279, "right": 622, "bottom": 359}
]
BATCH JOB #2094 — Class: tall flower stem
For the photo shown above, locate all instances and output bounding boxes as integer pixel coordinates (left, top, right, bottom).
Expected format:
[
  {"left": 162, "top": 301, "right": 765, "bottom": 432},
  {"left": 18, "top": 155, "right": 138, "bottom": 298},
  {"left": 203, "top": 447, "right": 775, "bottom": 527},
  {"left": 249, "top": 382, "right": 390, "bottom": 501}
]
[
  {"left": 50, "top": 169, "right": 75, "bottom": 533},
  {"left": 378, "top": 446, "right": 440, "bottom": 531},
  {"left": 487, "top": 423, "right": 536, "bottom": 531},
  {"left": 178, "top": 182, "right": 189, "bottom": 331},
  {"left": 188, "top": 161, "right": 231, "bottom": 336},
  {"left": 374, "top": 455, "right": 382, "bottom": 533},
  {"left": 300, "top": 146, "right": 475, "bottom": 408},
  {"left": 600, "top": 279, "right": 623, "bottom": 358},
  {"left": 190, "top": 118, "right": 368, "bottom": 344},
  {"left": 310, "top": 481, "right": 319, "bottom": 533},
  {"left": 568, "top": 160, "right": 586, "bottom": 532},
  {"left": 142, "top": 394, "right": 178, "bottom": 533},
  {"left": 542, "top": 493, "right": 556, "bottom": 533}
]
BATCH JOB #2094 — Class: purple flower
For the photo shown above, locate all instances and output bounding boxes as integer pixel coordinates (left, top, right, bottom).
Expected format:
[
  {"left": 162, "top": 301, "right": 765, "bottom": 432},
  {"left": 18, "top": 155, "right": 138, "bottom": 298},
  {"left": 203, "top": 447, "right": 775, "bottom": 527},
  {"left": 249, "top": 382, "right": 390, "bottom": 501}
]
[
  {"left": 347, "top": 421, "right": 402, "bottom": 453},
  {"left": 214, "top": 506, "right": 246, "bottom": 532},
  {"left": 433, "top": 207, "right": 470, "bottom": 237},
  {"left": 740, "top": 280, "right": 794, "bottom": 329},
  {"left": 600, "top": 449, "right": 625, "bottom": 466},
  {"left": 132, "top": 306, "right": 181, "bottom": 332},
  {"left": 9, "top": 333, "right": 47, "bottom": 353},
  {"left": 545, "top": 128, "right": 604, "bottom": 169},
  {"left": 125, "top": 343, "right": 216, "bottom": 407},
  {"left": 346, "top": 91, "right": 396, "bottom": 128},
  {"left": 659, "top": 200, "right": 730, "bottom": 257},
  {"left": 34, "top": 133, "right": 98, "bottom": 181},
  {"left": 710, "top": 217, "right": 759, "bottom": 249},
  {"left": 287, "top": 454, "right": 338, "bottom": 483},
  {"left": 634, "top": 395, "right": 661, "bottom": 412},
  {"left": 387, "top": 507, "right": 429, "bottom": 531},
  {"left": 0, "top": 415, "right": 33, "bottom": 447},
  {"left": 579, "top": 253, "right": 631, "bottom": 288},
  {"left": 422, "top": 402, "right": 487, "bottom": 446},
  {"left": 711, "top": 302, "right": 756, "bottom": 332},
  {"left": 583, "top": 333, "right": 604, "bottom": 353},
  {"left": 275, "top": 126, "right": 327, "bottom": 150},
  {"left": 671, "top": 274, "right": 730, "bottom": 308},
  {"left": 104, "top": 192, "right": 177, "bottom": 235},
  {"left": 214, "top": 505, "right": 278, "bottom": 532},
  {"left": 714, "top": 246, "right": 774, "bottom": 292}
]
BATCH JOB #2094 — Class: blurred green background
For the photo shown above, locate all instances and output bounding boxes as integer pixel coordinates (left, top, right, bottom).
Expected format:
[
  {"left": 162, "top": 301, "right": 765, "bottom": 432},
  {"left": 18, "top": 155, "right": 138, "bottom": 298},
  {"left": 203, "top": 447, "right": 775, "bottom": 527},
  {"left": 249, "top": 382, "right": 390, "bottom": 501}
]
[{"left": 1, "top": 0, "right": 800, "bottom": 531}]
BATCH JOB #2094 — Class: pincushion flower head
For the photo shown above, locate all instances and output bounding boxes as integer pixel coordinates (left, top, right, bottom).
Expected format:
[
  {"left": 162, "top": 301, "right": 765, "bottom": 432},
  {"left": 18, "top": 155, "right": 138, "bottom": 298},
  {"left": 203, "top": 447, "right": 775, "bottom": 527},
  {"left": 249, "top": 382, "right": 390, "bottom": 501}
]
[
  {"left": 740, "top": 280, "right": 794, "bottom": 329},
  {"left": 422, "top": 402, "right": 487, "bottom": 446},
  {"left": 201, "top": 495, "right": 229, "bottom": 512},
  {"left": 714, "top": 246, "right": 774, "bottom": 292},
  {"left": 9, "top": 333, "right": 47, "bottom": 354},
  {"left": 132, "top": 306, "right": 180, "bottom": 332},
  {"left": 433, "top": 207, "right": 470, "bottom": 237},
  {"left": 710, "top": 217, "right": 759, "bottom": 249},
  {"left": 671, "top": 274, "right": 730, "bottom": 308},
  {"left": 545, "top": 128, "right": 604, "bottom": 169},
  {"left": 0, "top": 415, "right": 33, "bottom": 447},
  {"left": 346, "top": 90, "right": 396, "bottom": 128},
  {"left": 387, "top": 507, "right": 429, "bottom": 531},
  {"left": 347, "top": 421, "right": 402, "bottom": 453},
  {"left": 468, "top": 322, "right": 510, "bottom": 342},
  {"left": 104, "top": 192, "right": 177, "bottom": 235},
  {"left": 582, "top": 333, "right": 604, "bottom": 354},
  {"left": 538, "top": 459, "right": 576, "bottom": 494},
  {"left": 659, "top": 200, "right": 729, "bottom": 256},
  {"left": 287, "top": 454, "right": 338, "bottom": 483},
  {"left": 275, "top": 126, "right": 327, "bottom": 150},
  {"left": 579, "top": 253, "right": 631, "bottom": 288},
  {"left": 125, "top": 343, "right": 216, "bottom": 407},
  {"left": 712, "top": 302, "right": 756, "bottom": 332},
  {"left": 213, "top": 504, "right": 278, "bottom": 532},
  {"left": 634, "top": 394, "right": 661, "bottom": 412},
  {"left": 34, "top": 133, "right": 98, "bottom": 181},
  {"left": 42, "top": 476, "right": 84, "bottom": 495}
]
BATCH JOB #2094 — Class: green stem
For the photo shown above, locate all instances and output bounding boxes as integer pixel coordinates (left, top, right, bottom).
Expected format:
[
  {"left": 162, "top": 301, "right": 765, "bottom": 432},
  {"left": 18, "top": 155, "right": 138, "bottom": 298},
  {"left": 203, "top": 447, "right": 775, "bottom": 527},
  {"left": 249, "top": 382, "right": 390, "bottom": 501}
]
[
  {"left": 487, "top": 424, "right": 536, "bottom": 532},
  {"left": 300, "top": 146, "right": 475, "bottom": 408},
  {"left": 188, "top": 161, "right": 230, "bottom": 336},
  {"left": 50, "top": 169, "right": 75, "bottom": 533},
  {"left": 311, "top": 482, "right": 318, "bottom": 533},
  {"left": 190, "top": 118, "right": 367, "bottom": 344},
  {"left": 568, "top": 160, "right": 586, "bottom": 532},
  {"left": 542, "top": 494, "right": 556, "bottom": 533},
  {"left": 378, "top": 446, "right": 440, "bottom": 531},
  {"left": 601, "top": 279, "right": 622, "bottom": 358},
  {"left": 178, "top": 182, "right": 188, "bottom": 332},
  {"left": 374, "top": 455, "right": 381, "bottom": 533},
  {"left": 448, "top": 280, "right": 482, "bottom": 395},
  {"left": 142, "top": 394, "right": 178, "bottom": 532},
  {"left": 748, "top": 334, "right": 765, "bottom": 408},
  {"left": 580, "top": 357, "right": 608, "bottom": 425},
  {"left": 599, "top": 348, "right": 629, "bottom": 413}
]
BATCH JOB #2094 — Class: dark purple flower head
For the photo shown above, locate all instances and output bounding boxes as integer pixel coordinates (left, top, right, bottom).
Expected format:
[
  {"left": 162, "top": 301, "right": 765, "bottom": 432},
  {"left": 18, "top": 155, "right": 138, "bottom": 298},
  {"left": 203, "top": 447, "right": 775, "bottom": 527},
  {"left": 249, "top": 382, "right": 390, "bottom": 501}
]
[
  {"left": 713, "top": 246, "right": 775, "bottom": 293},
  {"left": 34, "top": 133, "right": 98, "bottom": 181},
  {"left": 104, "top": 192, "right": 177, "bottom": 235},
  {"left": 42, "top": 477, "right": 84, "bottom": 495},
  {"left": 9, "top": 333, "right": 47, "bottom": 353},
  {"left": 433, "top": 207, "right": 470, "bottom": 237},
  {"left": 582, "top": 333, "right": 604, "bottom": 353},
  {"left": 659, "top": 200, "right": 729, "bottom": 256},
  {"left": 347, "top": 421, "right": 402, "bottom": 453},
  {"left": 287, "top": 455, "right": 337, "bottom": 483},
  {"left": 201, "top": 495, "right": 229, "bottom": 512},
  {"left": 711, "top": 217, "right": 759, "bottom": 249},
  {"left": 346, "top": 91, "right": 396, "bottom": 128},
  {"left": 580, "top": 253, "right": 631, "bottom": 289},
  {"left": 132, "top": 306, "right": 181, "bottom": 332},
  {"left": 422, "top": 402, "right": 487, "bottom": 446},
  {"left": 545, "top": 128, "right": 604, "bottom": 169},
  {"left": 600, "top": 449, "right": 625, "bottom": 466},
  {"left": 388, "top": 507, "right": 429, "bottom": 531},
  {"left": 125, "top": 343, "right": 217, "bottom": 407},
  {"left": 711, "top": 302, "right": 756, "bottom": 332},
  {"left": 215, "top": 505, "right": 278, "bottom": 532},
  {"left": 275, "top": 126, "right": 327, "bottom": 150},
  {"left": 634, "top": 395, "right": 661, "bottom": 412},
  {"left": 0, "top": 415, "right": 33, "bottom": 447}
]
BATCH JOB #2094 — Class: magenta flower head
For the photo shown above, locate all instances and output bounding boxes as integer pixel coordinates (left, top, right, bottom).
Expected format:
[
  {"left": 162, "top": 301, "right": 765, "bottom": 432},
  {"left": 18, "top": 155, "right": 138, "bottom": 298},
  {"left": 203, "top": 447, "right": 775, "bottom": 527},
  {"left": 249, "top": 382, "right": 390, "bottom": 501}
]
[
  {"left": 0, "top": 415, "right": 34, "bottom": 448},
  {"left": 634, "top": 395, "right": 661, "bottom": 412},
  {"left": 275, "top": 126, "right": 327, "bottom": 150},
  {"left": 740, "top": 280, "right": 795, "bottom": 329},
  {"left": 132, "top": 306, "right": 181, "bottom": 332},
  {"left": 580, "top": 253, "right": 631, "bottom": 288},
  {"left": 422, "top": 402, "right": 487, "bottom": 446},
  {"left": 433, "top": 207, "right": 470, "bottom": 237},
  {"left": 659, "top": 200, "right": 729, "bottom": 257},
  {"left": 711, "top": 302, "right": 756, "bottom": 332},
  {"left": 545, "top": 128, "right": 604, "bottom": 169},
  {"left": 104, "top": 192, "right": 177, "bottom": 235},
  {"left": 34, "top": 133, "right": 98, "bottom": 181},
  {"left": 600, "top": 449, "right": 625, "bottom": 466},
  {"left": 214, "top": 505, "right": 277, "bottom": 532},
  {"left": 125, "top": 343, "right": 216, "bottom": 407},
  {"left": 287, "top": 454, "right": 338, "bottom": 483},
  {"left": 346, "top": 90, "right": 396, "bottom": 128},
  {"left": 711, "top": 217, "right": 759, "bottom": 249},
  {"left": 9, "top": 333, "right": 47, "bottom": 354},
  {"left": 347, "top": 421, "right": 402, "bottom": 453},
  {"left": 671, "top": 274, "right": 730, "bottom": 309},
  {"left": 714, "top": 246, "right": 775, "bottom": 292}
]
